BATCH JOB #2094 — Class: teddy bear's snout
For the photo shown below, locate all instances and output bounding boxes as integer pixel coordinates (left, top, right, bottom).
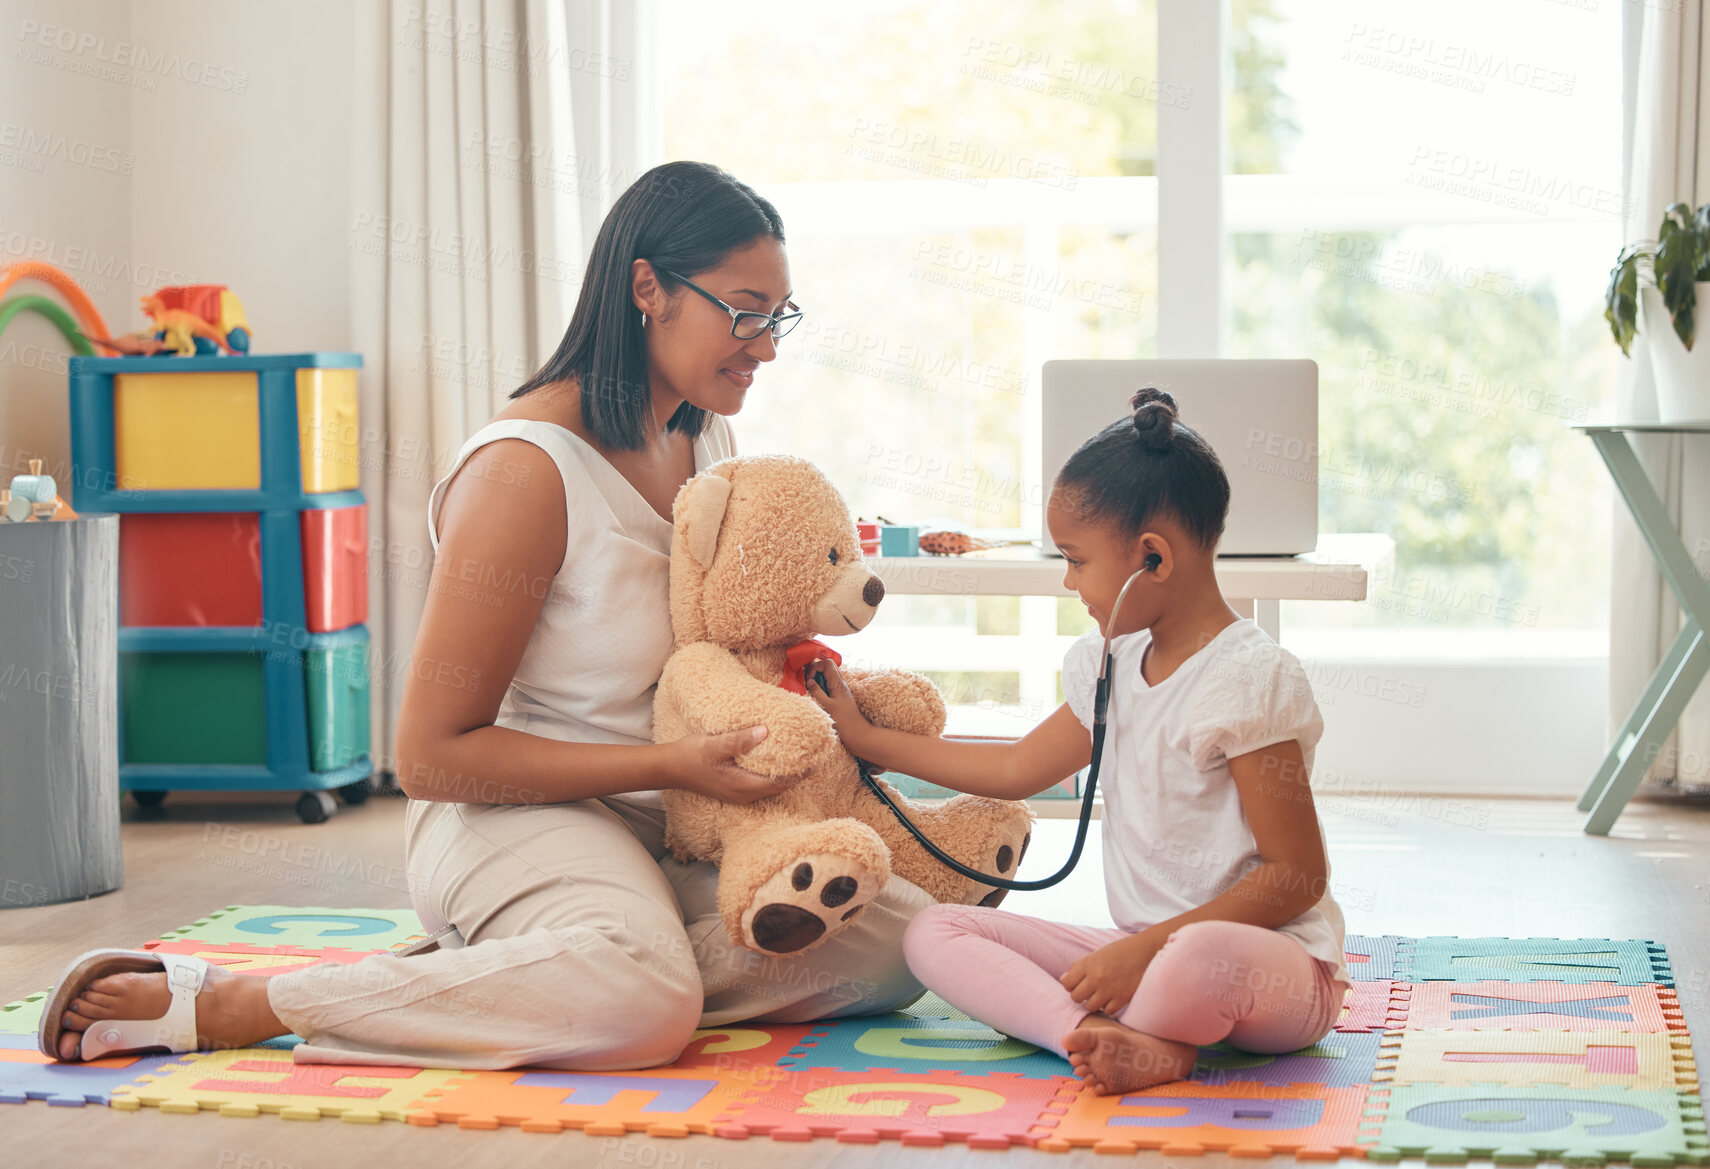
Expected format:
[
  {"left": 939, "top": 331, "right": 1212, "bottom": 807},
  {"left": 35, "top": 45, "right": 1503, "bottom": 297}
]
[{"left": 863, "top": 574, "right": 885, "bottom": 607}]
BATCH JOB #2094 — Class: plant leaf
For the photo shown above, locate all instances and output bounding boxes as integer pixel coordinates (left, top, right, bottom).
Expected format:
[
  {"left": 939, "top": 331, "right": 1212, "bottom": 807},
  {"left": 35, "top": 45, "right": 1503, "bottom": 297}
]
[
  {"left": 1605, "top": 243, "right": 1644, "bottom": 356},
  {"left": 1656, "top": 211, "right": 1699, "bottom": 350}
]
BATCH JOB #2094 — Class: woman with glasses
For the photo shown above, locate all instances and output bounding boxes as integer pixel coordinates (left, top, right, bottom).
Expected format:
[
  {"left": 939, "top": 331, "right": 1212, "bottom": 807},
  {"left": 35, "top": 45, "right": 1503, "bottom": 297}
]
[{"left": 43, "top": 162, "right": 932, "bottom": 1071}]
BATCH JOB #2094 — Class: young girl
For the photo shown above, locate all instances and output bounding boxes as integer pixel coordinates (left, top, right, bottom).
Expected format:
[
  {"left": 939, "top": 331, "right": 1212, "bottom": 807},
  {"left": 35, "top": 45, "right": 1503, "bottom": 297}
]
[{"left": 805, "top": 387, "right": 1350, "bottom": 1096}]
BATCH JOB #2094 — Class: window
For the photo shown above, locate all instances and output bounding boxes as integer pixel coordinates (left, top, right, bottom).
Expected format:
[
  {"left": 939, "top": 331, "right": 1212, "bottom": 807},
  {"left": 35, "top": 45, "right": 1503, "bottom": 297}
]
[{"left": 656, "top": 0, "right": 1622, "bottom": 737}]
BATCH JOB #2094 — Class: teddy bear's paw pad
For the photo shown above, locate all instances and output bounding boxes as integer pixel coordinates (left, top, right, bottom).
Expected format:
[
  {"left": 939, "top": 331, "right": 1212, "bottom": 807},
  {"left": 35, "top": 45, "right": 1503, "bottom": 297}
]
[
  {"left": 744, "top": 853, "right": 881, "bottom": 954},
  {"left": 976, "top": 827, "right": 1032, "bottom": 908}
]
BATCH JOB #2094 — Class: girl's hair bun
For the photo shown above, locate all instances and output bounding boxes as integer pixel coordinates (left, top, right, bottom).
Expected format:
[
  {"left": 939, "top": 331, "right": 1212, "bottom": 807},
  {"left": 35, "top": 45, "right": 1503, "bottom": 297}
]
[{"left": 1130, "top": 387, "right": 1177, "bottom": 452}]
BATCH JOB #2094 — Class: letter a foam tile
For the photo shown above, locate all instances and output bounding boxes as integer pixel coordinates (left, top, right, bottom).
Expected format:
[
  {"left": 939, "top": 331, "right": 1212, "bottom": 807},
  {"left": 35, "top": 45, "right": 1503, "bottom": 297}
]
[
  {"left": 710, "top": 1066, "right": 1082, "bottom": 1148},
  {"left": 409, "top": 1066, "right": 784, "bottom": 1136},
  {"left": 1375, "top": 1030, "right": 1693, "bottom": 1093},
  {"left": 153, "top": 906, "right": 424, "bottom": 950},
  {"left": 109, "top": 1048, "right": 470, "bottom": 1122},
  {"left": 1404, "top": 982, "right": 1685, "bottom": 1034},
  {"left": 1030, "top": 1081, "right": 1371, "bottom": 1158},
  {"left": 0, "top": 1034, "right": 184, "bottom": 1107},
  {"left": 779, "top": 1015, "right": 1074, "bottom": 1079},
  {"left": 1359, "top": 1083, "right": 1710, "bottom": 1166},
  {"left": 1401, "top": 938, "right": 1673, "bottom": 986},
  {"left": 140, "top": 939, "right": 384, "bottom": 978}
]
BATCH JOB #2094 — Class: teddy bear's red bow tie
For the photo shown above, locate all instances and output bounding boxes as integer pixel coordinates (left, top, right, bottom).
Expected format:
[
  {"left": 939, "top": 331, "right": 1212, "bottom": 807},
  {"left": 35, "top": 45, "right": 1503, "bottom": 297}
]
[{"left": 779, "top": 639, "right": 842, "bottom": 695}]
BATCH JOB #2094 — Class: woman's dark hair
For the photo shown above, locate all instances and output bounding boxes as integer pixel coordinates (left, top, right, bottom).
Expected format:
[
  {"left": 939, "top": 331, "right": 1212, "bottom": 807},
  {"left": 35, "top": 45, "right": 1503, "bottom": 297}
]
[
  {"left": 1055, "top": 387, "right": 1231, "bottom": 550},
  {"left": 510, "top": 160, "right": 785, "bottom": 450}
]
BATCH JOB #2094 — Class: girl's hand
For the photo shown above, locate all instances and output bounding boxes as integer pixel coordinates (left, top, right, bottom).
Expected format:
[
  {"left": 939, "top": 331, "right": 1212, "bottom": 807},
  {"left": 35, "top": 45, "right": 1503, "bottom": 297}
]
[
  {"left": 802, "top": 658, "right": 874, "bottom": 751},
  {"left": 665, "top": 727, "right": 803, "bottom": 804},
  {"left": 1061, "top": 931, "right": 1163, "bottom": 1017}
]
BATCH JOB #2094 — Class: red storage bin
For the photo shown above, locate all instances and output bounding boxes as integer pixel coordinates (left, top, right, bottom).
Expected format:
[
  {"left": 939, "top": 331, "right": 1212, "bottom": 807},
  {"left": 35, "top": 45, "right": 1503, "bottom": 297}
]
[
  {"left": 119, "top": 512, "right": 262, "bottom": 626},
  {"left": 301, "top": 503, "right": 367, "bottom": 632}
]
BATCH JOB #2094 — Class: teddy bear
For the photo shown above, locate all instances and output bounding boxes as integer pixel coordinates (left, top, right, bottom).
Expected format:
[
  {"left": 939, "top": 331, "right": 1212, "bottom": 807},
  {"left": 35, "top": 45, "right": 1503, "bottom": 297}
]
[{"left": 653, "top": 454, "right": 1036, "bottom": 957}]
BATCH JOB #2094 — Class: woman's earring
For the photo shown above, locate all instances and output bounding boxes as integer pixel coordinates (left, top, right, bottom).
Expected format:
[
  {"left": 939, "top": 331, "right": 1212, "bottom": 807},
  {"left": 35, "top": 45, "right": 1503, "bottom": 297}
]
[{"left": 640, "top": 311, "right": 649, "bottom": 327}]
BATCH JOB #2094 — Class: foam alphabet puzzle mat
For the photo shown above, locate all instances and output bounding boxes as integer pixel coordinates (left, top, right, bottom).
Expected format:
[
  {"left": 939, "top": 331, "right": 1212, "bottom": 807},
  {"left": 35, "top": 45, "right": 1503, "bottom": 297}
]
[{"left": 3, "top": 915, "right": 1704, "bottom": 1164}]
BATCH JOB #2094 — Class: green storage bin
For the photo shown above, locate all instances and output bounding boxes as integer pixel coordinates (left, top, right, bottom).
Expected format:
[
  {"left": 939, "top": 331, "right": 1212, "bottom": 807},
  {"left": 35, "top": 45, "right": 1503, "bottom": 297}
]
[
  {"left": 121, "top": 651, "right": 268, "bottom": 764},
  {"left": 305, "top": 632, "right": 370, "bottom": 771}
]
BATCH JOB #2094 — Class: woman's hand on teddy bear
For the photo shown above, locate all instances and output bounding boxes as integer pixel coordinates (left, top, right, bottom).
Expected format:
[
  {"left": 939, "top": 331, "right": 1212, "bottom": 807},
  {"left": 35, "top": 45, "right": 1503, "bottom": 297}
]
[{"left": 665, "top": 727, "right": 809, "bottom": 804}]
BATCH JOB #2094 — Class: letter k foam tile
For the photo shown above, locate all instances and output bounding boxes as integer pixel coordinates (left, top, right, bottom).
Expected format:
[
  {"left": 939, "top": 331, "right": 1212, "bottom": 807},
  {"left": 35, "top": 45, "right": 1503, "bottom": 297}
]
[
  {"left": 1404, "top": 982, "right": 1686, "bottom": 1033},
  {"left": 408, "top": 1065, "right": 785, "bottom": 1136},
  {"left": 1029, "top": 1081, "right": 1371, "bottom": 1158},
  {"left": 0, "top": 1033, "right": 184, "bottom": 1107},
  {"left": 1375, "top": 1030, "right": 1694, "bottom": 1092},
  {"left": 152, "top": 906, "right": 425, "bottom": 950},
  {"left": 779, "top": 1014, "right": 1075, "bottom": 1079},
  {"left": 1400, "top": 938, "right": 1674, "bottom": 986},
  {"left": 709, "top": 1066, "right": 1082, "bottom": 1147},
  {"left": 1359, "top": 1084, "right": 1710, "bottom": 1166},
  {"left": 108, "top": 1048, "right": 470, "bottom": 1122}
]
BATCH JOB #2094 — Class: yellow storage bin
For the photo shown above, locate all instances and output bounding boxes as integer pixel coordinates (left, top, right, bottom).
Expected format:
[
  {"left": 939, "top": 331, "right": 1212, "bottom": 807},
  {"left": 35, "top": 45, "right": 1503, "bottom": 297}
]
[
  {"left": 114, "top": 371, "right": 261, "bottom": 490},
  {"left": 296, "top": 368, "right": 360, "bottom": 493}
]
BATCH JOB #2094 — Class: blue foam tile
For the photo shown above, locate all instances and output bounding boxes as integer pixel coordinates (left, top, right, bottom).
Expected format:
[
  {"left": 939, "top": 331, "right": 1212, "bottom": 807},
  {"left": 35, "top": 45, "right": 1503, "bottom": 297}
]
[
  {"left": 1400, "top": 938, "right": 1674, "bottom": 986},
  {"left": 1193, "top": 1030, "right": 1384, "bottom": 1089},
  {"left": 778, "top": 1013, "right": 1074, "bottom": 1080},
  {"left": 0, "top": 1033, "right": 186, "bottom": 1107},
  {"left": 1345, "top": 934, "right": 1408, "bottom": 981}
]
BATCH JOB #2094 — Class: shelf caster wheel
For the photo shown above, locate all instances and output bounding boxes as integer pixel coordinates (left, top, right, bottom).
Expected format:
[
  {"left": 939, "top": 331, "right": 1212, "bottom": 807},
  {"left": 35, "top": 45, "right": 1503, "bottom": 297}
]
[
  {"left": 131, "top": 790, "right": 167, "bottom": 808},
  {"left": 337, "top": 777, "right": 373, "bottom": 805},
  {"left": 296, "top": 790, "right": 337, "bottom": 824}
]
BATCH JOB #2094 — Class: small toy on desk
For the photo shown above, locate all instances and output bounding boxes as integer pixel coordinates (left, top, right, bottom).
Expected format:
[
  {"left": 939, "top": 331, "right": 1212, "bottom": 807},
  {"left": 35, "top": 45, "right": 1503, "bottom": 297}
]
[
  {"left": 918, "top": 529, "right": 1008, "bottom": 555},
  {"left": 4, "top": 460, "right": 76, "bottom": 521},
  {"left": 878, "top": 524, "right": 920, "bottom": 557}
]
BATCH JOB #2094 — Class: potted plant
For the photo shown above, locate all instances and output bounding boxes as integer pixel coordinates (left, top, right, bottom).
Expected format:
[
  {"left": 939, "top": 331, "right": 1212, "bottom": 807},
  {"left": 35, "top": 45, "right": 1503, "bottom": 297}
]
[{"left": 1606, "top": 201, "right": 1710, "bottom": 421}]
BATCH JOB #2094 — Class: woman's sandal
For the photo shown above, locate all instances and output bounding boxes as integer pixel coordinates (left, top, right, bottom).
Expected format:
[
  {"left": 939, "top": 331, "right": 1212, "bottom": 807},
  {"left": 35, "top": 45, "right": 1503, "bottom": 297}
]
[{"left": 37, "top": 948, "right": 212, "bottom": 1062}]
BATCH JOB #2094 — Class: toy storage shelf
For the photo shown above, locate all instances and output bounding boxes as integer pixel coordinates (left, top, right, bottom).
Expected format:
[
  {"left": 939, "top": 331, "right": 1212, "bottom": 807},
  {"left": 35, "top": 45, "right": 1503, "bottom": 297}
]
[{"left": 67, "top": 352, "right": 373, "bottom": 823}]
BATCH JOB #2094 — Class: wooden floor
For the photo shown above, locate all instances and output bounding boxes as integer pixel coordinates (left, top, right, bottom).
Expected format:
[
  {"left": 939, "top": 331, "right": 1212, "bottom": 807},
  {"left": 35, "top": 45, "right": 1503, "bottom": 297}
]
[{"left": 6, "top": 788, "right": 1708, "bottom": 1168}]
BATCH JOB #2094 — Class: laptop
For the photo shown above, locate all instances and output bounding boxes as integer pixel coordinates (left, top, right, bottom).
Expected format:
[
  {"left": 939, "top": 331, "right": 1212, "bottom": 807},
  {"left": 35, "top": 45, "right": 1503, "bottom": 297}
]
[{"left": 1041, "top": 359, "right": 1319, "bottom": 556}]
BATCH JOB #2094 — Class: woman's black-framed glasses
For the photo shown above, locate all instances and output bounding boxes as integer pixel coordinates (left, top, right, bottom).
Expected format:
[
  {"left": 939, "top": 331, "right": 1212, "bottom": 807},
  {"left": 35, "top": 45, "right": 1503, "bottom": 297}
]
[{"left": 657, "top": 267, "right": 802, "bottom": 341}]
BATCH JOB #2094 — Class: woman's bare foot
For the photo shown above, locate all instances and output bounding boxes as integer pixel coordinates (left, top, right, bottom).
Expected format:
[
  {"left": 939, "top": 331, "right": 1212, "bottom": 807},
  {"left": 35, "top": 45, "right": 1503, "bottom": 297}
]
[
  {"left": 1063, "top": 1013, "right": 1196, "bottom": 1095},
  {"left": 56, "top": 963, "right": 286, "bottom": 1061}
]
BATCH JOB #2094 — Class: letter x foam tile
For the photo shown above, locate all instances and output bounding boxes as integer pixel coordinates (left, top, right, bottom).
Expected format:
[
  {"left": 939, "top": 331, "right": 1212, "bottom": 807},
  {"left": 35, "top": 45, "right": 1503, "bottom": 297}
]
[
  {"left": 408, "top": 1065, "right": 786, "bottom": 1136},
  {"left": 1375, "top": 1030, "right": 1695, "bottom": 1093},
  {"left": 779, "top": 1015, "right": 1075, "bottom": 1079},
  {"left": 1359, "top": 1084, "right": 1710, "bottom": 1166},
  {"left": 1030, "top": 1081, "right": 1371, "bottom": 1158},
  {"left": 109, "top": 1048, "right": 470, "bottom": 1122},
  {"left": 152, "top": 906, "right": 425, "bottom": 950},
  {"left": 1400, "top": 938, "right": 1674, "bottom": 986},
  {"left": 1404, "top": 982, "right": 1686, "bottom": 1033},
  {"left": 0, "top": 1033, "right": 184, "bottom": 1106},
  {"left": 709, "top": 1066, "right": 1082, "bottom": 1147}
]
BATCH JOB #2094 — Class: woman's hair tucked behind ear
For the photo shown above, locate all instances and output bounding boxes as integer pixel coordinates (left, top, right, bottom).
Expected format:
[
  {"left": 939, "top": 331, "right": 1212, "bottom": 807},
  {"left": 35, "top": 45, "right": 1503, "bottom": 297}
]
[
  {"left": 511, "top": 160, "right": 785, "bottom": 451},
  {"left": 1056, "top": 386, "right": 1231, "bottom": 549}
]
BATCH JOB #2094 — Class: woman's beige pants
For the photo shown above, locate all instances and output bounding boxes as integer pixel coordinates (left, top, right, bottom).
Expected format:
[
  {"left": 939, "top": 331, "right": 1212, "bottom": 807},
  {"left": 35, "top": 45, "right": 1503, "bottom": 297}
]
[{"left": 265, "top": 795, "right": 933, "bottom": 1069}]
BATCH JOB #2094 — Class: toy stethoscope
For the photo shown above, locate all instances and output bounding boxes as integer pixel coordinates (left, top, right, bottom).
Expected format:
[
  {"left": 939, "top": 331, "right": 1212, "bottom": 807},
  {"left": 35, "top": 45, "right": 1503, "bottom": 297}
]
[{"left": 812, "top": 552, "right": 1162, "bottom": 893}]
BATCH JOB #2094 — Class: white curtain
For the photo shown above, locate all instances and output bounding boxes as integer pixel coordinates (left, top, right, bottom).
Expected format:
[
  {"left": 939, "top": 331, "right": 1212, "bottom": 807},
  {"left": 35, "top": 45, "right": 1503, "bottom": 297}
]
[
  {"left": 349, "top": 0, "right": 659, "bottom": 779},
  {"left": 1609, "top": 0, "right": 1710, "bottom": 793}
]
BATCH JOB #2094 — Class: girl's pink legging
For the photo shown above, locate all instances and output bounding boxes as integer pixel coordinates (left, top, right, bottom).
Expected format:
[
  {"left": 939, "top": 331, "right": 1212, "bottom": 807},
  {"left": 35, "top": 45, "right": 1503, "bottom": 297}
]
[{"left": 902, "top": 906, "right": 1343, "bottom": 1062}]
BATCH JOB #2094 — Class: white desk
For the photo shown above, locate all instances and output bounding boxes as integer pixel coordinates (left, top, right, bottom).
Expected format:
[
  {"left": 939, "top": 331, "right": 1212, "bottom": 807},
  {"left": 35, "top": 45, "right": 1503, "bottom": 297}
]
[
  {"left": 870, "top": 533, "right": 1394, "bottom": 640},
  {"left": 871, "top": 533, "right": 1393, "bottom": 816}
]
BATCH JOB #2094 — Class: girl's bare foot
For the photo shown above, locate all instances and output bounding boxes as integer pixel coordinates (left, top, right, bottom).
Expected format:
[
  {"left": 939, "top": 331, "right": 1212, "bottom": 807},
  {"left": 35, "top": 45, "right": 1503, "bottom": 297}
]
[
  {"left": 1063, "top": 1013, "right": 1196, "bottom": 1095},
  {"left": 56, "top": 964, "right": 286, "bottom": 1061}
]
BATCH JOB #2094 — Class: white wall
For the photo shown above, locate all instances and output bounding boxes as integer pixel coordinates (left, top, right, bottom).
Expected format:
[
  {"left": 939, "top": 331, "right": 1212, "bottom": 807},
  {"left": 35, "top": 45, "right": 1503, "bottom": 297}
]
[{"left": 0, "top": 0, "right": 134, "bottom": 477}]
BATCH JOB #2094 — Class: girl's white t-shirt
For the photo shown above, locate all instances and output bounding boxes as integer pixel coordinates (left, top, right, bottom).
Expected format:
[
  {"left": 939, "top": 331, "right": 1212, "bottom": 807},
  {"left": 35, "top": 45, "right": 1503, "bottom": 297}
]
[
  {"left": 1060, "top": 618, "right": 1351, "bottom": 990},
  {"left": 426, "top": 412, "right": 737, "bottom": 807}
]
